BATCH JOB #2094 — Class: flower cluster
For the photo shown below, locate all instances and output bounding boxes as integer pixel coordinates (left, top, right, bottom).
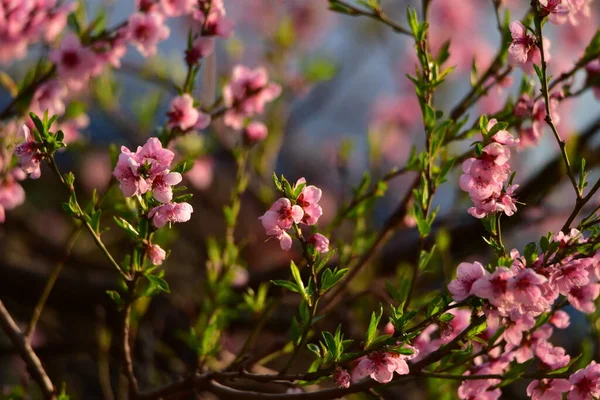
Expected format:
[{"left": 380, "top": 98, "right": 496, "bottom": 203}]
[
  {"left": 459, "top": 119, "right": 519, "bottom": 219},
  {"left": 223, "top": 66, "right": 282, "bottom": 130},
  {"left": 446, "top": 229, "right": 600, "bottom": 399},
  {"left": 259, "top": 178, "right": 326, "bottom": 251},
  {"left": 113, "top": 137, "right": 192, "bottom": 228},
  {"left": 0, "top": 0, "right": 73, "bottom": 63}
]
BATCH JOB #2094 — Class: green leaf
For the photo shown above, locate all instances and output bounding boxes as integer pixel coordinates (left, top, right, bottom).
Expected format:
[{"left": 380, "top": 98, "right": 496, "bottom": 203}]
[
  {"left": 316, "top": 248, "right": 336, "bottom": 273},
  {"left": 290, "top": 261, "right": 306, "bottom": 298},
  {"left": 583, "top": 29, "right": 600, "bottom": 60},
  {"left": 439, "top": 313, "right": 455, "bottom": 323},
  {"left": 426, "top": 295, "right": 445, "bottom": 318},
  {"left": 523, "top": 242, "right": 538, "bottom": 265},
  {"left": 106, "top": 290, "right": 122, "bottom": 306},
  {"left": 466, "top": 318, "right": 487, "bottom": 339},
  {"left": 321, "top": 267, "right": 348, "bottom": 293},
  {"left": 307, "top": 343, "right": 321, "bottom": 358},
  {"left": 299, "top": 300, "right": 311, "bottom": 325},
  {"left": 113, "top": 216, "right": 140, "bottom": 237},
  {"left": 418, "top": 245, "right": 437, "bottom": 272},
  {"left": 436, "top": 40, "right": 451, "bottom": 65},
  {"left": 479, "top": 115, "right": 489, "bottom": 135},
  {"left": 271, "top": 279, "right": 301, "bottom": 293},
  {"left": 144, "top": 275, "right": 170, "bottom": 296},
  {"left": 365, "top": 305, "right": 383, "bottom": 348}
]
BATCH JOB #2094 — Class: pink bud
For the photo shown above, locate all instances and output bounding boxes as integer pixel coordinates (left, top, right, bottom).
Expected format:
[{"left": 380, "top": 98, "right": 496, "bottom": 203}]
[
  {"left": 244, "top": 121, "right": 268, "bottom": 143},
  {"left": 146, "top": 244, "right": 166, "bottom": 265}
]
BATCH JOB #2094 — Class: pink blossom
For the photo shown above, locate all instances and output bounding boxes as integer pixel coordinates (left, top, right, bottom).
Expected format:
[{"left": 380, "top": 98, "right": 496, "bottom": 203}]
[
  {"left": 223, "top": 66, "right": 281, "bottom": 129},
  {"left": 146, "top": 244, "right": 166, "bottom": 265},
  {"left": 504, "top": 312, "right": 535, "bottom": 346},
  {"left": 508, "top": 268, "right": 547, "bottom": 305},
  {"left": 14, "top": 125, "right": 42, "bottom": 179},
  {"left": 125, "top": 12, "right": 170, "bottom": 57},
  {"left": 568, "top": 361, "right": 600, "bottom": 400},
  {"left": 550, "top": 310, "right": 570, "bottom": 328},
  {"left": 259, "top": 198, "right": 303, "bottom": 231},
  {"left": 135, "top": 137, "right": 175, "bottom": 175},
  {"left": 137, "top": 0, "right": 160, "bottom": 12},
  {"left": 193, "top": 0, "right": 234, "bottom": 38},
  {"left": 295, "top": 178, "right": 323, "bottom": 225},
  {"left": 0, "top": 1, "right": 72, "bottom": 64},
  {"left": 508, "top": 21, "right": 536, "bottom": 65},
  {"left": 244, "top": 121, "right": 268, "bottom": 143},
  {"left": 113, "top": 148, "right": 150, "bottom": 197},
  {"left": 551, "top": 258, "right": 592, "bottom": 295},
  {"left": 185, "top": 158, "right": 213, "bottom": 190},
  {"left": 273, "top": 226, "right": 293, "bottom": 251},
  {"left": 49, "top": 34, "right": 98, "bottom": 90},
  {"left": 185, "top": 37, "right": 215, "bottom": 65},
  {"left": 351, "top": 349, "right": 416, "bottom": 383},
  {"left": 308, "top": 233, "right": 329, "bottom": 253},
  {"left": 448, "top": 261, "right": 488, "bottom": 301},
  {"left": 527, "top": 379, "right": 572, "bottom": 400},
  {"left": 565, "top": 0, "right": 592, "bottom": 26},
  {"left": 514, "top": 94, "right": 533, "bottom": 118},
  {"left": 333, "top": 368, "right": 350, "bottom": 388},
  {"left": 539, "top": 0, "right": 571, "bottom": 24},
  {"left": 148, "top": 202, "right": 193, "bottom": 228},
  {"left": 383, "top": 322, "right": 395, "bottom": 336},
  {"left": 166, "top": 94, "right": 210, "bottom": 131},
  {"left": 0, "top": 169, "right": 26, "bottom": 223},
  {"left": 92, "top": 38, "right": 128, "bottom": 69},
  {"left": 511, "top": 324, "right": 553, "bottom": 363},
  {"left": 438, "top": 309, "right": 471, "bottom": 342},
  {"left": 568, "top": 283, "right": 600, "bottom": 313},
  {"left": 471, "top": 267, "right": 515, "bottom": 309},
  {"left": 487, "top": 119, "right": 519, "bottom": 146},
  {"left": 459, "top": 171, "right": 502, "bottom": 202},
  {"left": 160, "top": 0, "right": 195, "bottom": 17},
  {"left": 29, "top": 80, "right": 67, "bottom": 118},
  {"left": 151, "top": 171, "right": 183, "bottom": 203},
  {"left": 113, "top": 138, "right": 179, "bottom": 201},
  {"left": 458, "top": 367, "right": 502, "bottom": 400},
  {"left": 535, "top": 340, "right": 570, "bottom": 370}
]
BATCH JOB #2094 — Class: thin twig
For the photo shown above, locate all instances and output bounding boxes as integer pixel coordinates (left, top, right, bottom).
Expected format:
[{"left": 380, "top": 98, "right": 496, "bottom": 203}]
[
  {"left": 47, "top": 157, "right": 131, "bottom": 281},
  {"left": 25, "top": 227, "right": 82, "bottom": 339},
  {"left": 534, "top": 13, "right": 580, "bottom": 199},
  {"left": 0, "top": 300, "right": 56, "bottom": 399},
  {"left": 329, "top": 0, "right": 413, "bottom": 37}
]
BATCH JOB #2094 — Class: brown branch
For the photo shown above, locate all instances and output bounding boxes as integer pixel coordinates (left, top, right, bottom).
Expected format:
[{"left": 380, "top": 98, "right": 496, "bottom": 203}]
[{"left": 0, "top": 299, "right": 56, "bottom": 399}]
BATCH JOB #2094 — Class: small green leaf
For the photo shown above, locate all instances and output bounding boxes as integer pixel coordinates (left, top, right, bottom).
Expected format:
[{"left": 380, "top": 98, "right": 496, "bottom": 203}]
[
  {"left": 365, "top": 305, "right": 383, "bottom": 348},
  {"left": 113, "top": 216, "right": 140, "bottom": 237},
  {"left": 271, "top": 280, "right": 300, "bottom": 293},
  {"left": 144, "top": 275, "right": 170, "bottom": 296}
]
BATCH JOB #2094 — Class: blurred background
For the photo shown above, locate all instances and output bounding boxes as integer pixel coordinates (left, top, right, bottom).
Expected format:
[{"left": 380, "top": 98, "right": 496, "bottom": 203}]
[{"left": 1, "top": 0, "right": 600, "bottom": 398}]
